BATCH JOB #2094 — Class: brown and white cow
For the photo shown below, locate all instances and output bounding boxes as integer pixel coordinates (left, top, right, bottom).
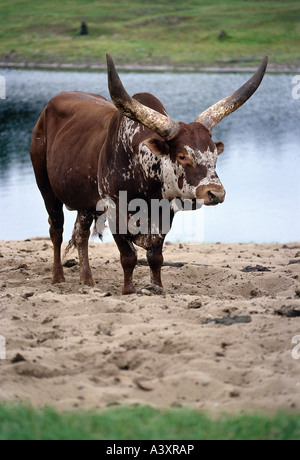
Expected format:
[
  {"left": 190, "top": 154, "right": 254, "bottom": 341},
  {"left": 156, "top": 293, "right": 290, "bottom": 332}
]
[{"left": 30, "top": 55, "right": 268, "bottom": 294}]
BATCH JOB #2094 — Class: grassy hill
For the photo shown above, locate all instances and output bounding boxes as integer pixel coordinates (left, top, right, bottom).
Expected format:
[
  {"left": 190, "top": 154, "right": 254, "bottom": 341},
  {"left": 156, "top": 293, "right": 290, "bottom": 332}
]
[{"left": 0, "top": 0, "right": 299, "bottom": 69}]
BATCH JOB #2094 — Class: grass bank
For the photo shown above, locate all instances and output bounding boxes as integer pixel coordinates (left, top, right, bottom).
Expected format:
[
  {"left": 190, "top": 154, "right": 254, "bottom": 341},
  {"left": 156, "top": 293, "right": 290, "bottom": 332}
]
[
  {"left": 0, "top": 0, "right": 299, "bottom": 69},
  {"left": 0, "top": 404, "right": 300, "bottom": 440}
]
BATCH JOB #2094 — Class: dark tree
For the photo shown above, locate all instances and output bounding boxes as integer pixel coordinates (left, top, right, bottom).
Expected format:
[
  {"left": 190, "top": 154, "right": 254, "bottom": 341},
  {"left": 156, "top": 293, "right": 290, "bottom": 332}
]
[{"left": 80, "top": 21, "right": 88, "bottom": 35}]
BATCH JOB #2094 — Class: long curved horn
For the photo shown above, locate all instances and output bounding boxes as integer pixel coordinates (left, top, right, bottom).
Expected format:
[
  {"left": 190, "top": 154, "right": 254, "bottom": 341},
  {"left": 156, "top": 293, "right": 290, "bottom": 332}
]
[
  {"left": 106, "top": 54, "right": 180, "bottom": 141},
  {"left": 195, "top": 56, "right": 268, "bottom": 132}
]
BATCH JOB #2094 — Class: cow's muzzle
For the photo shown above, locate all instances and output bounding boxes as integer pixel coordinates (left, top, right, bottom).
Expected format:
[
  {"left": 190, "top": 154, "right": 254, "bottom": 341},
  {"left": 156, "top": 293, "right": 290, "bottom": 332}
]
[{"left": 197, "top": 185, "right": 226, "bottom": 206}]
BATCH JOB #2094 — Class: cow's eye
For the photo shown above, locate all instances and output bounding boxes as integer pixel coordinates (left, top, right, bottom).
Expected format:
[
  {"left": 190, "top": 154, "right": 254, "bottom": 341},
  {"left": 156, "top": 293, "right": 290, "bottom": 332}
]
[{"left": 178, "top": 155, "right": 186, "bottom": 161}]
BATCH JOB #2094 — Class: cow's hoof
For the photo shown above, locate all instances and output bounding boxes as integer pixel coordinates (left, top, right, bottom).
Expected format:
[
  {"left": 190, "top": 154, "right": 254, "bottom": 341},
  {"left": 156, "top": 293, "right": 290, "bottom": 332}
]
[
  {"left": 52, "top": 273, "right": 65, "bottom": 284},
  {"left": 81, "top": 276, "right": 95, "bottom": 287},
  {"left": 122, "top": 284, "right": 136, "bottom": 295},
  {"left": 138, "top": 284, "right": 164, "bottom": 296}
]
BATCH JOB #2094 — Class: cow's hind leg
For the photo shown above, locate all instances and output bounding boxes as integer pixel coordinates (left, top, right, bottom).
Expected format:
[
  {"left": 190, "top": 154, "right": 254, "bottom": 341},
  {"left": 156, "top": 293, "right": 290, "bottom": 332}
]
[
  {"left": 73, "top": 212, "right": 94, "bottom": 286},
  {"left": 32, "top": 169, "right": 65, "bottom": 283},
  {"left": 47, "top": 199, "right": 65, "bottom": 284}
]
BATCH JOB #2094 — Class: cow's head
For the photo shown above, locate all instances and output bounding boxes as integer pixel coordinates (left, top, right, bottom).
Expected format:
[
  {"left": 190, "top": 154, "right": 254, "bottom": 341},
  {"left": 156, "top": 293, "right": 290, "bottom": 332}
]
[{"left": 107, "top": 54, "right": 268, "bottom": 206}]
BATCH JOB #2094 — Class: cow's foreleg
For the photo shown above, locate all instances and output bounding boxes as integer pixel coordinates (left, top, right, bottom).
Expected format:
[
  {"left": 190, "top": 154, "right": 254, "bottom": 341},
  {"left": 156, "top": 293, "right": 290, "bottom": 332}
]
[
  {"left": 147, "top": 241, "right": 164, "bottom": 289},
  {"left": 113, "top": 235, "right": 137, "bottom": 295},
  {"left": 74, "top": 212, "right": 94, "bottom": 286}
]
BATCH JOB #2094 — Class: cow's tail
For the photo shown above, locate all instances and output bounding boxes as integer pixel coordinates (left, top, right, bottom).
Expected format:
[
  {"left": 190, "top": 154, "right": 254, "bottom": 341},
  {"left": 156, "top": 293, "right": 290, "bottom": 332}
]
[
  {"left": 64, "top": 215, "right": 104, "bottom": 257},
  {"left": 64, "top": 233, "right": 76, "bottom": 256},
  {"left": 92, "top": 216, "right": 104, "bottom": 242}
]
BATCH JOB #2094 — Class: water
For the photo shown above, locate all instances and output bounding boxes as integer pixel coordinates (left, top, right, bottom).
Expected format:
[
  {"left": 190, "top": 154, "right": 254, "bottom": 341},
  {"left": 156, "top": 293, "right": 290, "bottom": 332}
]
[{"left": 0, "top": 68, "right": 299, "bottom": 243}]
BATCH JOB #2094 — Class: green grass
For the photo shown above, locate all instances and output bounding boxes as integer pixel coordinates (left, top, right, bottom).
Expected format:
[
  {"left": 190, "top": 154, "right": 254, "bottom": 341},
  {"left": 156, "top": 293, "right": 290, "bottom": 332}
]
[
  {"left": 0, "top": 0, "right": 299, "bottom": 68},
  {"left": 0, "top": 404, "right": 300, "bottom": 440}
]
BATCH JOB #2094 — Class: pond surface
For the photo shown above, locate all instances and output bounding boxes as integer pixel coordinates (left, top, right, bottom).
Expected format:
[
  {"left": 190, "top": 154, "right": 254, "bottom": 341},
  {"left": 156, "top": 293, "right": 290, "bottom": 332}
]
[{"left": 0, "top": 68, "right": 299, "bottom": 243}]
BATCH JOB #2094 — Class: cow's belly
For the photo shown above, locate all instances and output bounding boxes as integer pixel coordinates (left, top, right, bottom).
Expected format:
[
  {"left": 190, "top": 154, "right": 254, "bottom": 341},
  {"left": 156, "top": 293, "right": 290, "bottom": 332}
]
[{"left": 50, "top": 169, "right": 100, "bottom": 212}]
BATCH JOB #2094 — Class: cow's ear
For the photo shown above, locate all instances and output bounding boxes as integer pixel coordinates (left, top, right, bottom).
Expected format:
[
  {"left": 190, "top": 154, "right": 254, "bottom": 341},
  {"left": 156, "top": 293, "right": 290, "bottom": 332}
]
[
  {"left": 143, "top": 138, "right": 170, "bottom": 156},
  {"left": 215, "top": 141, "right": 224, "bottom": 155}
]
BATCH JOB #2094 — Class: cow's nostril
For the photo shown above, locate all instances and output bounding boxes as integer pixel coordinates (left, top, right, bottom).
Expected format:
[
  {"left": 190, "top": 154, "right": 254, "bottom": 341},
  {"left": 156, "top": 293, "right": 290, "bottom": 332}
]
[{"left": 208, "top": 189, "right": 226, "bottom": 204}]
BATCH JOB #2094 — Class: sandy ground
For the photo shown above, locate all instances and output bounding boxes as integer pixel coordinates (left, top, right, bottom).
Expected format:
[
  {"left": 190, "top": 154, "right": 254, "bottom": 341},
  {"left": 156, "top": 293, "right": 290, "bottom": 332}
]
[{"left": 0, "top": 239, "right": 300, "bottom": 415}]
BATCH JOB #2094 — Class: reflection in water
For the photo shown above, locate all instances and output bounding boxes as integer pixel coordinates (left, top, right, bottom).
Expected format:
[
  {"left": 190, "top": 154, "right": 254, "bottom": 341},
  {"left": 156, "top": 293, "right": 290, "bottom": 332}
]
[{"left": 0, "top": 68, "right": 299, "bottom": 243}]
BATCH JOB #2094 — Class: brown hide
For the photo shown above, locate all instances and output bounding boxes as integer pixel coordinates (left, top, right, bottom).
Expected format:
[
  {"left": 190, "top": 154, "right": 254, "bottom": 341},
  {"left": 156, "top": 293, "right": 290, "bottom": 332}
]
[{"left": 31, "top": 91, "right": 117, "bottom": 211}]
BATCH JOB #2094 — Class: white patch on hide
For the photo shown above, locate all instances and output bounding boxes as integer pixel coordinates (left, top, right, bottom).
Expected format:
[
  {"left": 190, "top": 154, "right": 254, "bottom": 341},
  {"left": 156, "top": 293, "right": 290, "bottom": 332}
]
[
  {"left": 184, "top": 145, "right": 220, "bottom": 187},
  {"left": 137, "top": 142, "right": 162, "bottom": 181},
  {"left": 119, "top": 118, "right": 141, "bottom": 152},
  {"left": 162, "top": 145, "right": 221, "bottom": 200}
]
